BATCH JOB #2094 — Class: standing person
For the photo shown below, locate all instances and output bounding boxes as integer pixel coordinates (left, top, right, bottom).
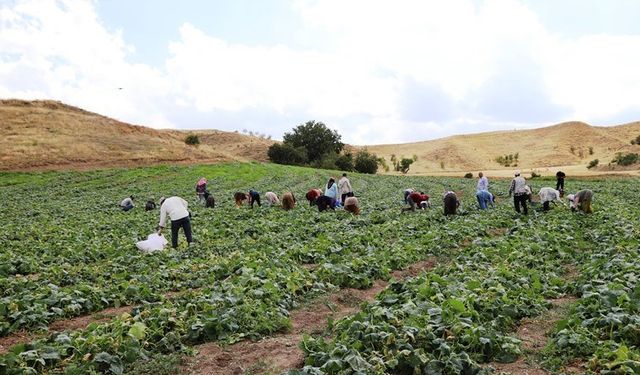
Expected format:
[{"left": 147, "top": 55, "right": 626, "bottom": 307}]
[
  {"left": 120, "top": 196, "right": 134, "bottom": 211},
  {"left": 443, "top": 191, "right": 459, "bottom": 216},
  {"left": 264, "top": 192, "right": 279, "bottom": 206},
  {"left": 343, "top": 196, "right": 360, "bottom": 215},
  {"left": 568, "top": 189, "right": 593, "bottom": 213},
  {"left": 195, "top": 178, "right": 207, "bottom": 204},
  {"left": 282, "top": 192, "right": 296, "bottom": 210},
  {"left": 476, "top": 189, "right": 492, "bottom": 210},
  {"left": 509, "top": 170, "right": 529, "bottom": 214},
  {"left": 157, "top": 196, "right": 192, "bottom": 248},
  {"left": 338, "top": 173, "right": 353, "bottom": 204},
  {"left": 403, "top": 188, "right": 415, "bottom": 203},
  {"left": 556, "top": 171, "right": 566, "bottom": 196},
  {"left": 477, "top": 172, "right": 489, "bottom": 191},
  {"left": 538, "top": 187, "right": 562, "bottom": 211},
  {"left": 248, "top": 189, "right": 261, "bottom": 208},
  {"left": 305, "top": 188, "right": 323, "bottom": 206}
]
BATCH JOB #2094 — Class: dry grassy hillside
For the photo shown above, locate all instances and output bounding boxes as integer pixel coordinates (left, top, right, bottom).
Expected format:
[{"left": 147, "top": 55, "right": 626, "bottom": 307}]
[
  {"left": 367, "top": 121, "right": 640, "bottom": 176},
  {"left": 0, "top": 100, "right": 273, "bottom": 171}
]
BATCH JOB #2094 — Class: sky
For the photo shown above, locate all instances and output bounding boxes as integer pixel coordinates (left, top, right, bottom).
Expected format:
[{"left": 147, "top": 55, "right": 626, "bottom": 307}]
[{"left": 1, "top": 0, "right": 640, "bottom": 145}]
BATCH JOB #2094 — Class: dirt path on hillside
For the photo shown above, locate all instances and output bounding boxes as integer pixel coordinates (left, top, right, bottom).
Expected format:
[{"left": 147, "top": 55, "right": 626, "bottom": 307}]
[{"left": 182, "top": 259, "right": 436, "bottom": 375}]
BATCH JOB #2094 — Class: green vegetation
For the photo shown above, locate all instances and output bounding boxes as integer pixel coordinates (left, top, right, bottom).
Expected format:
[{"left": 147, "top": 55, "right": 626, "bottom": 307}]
[
  {"left": 612, "top": 152, "right": 639, "bottom": 166},
  {"left": 184, "top": 134, "right": 200, "bottom": 146},
  {"left": 0, "top": 163, "right": 638, "bottom": 374},
  {"left": 495, "top": 153, "right": 519, "bottom": 167},
  {"left": 587, "top": 158, "right": 599, "bottom": 169},
  {"left": 390, "top": 154, "right": 417, "bottom": 174}
]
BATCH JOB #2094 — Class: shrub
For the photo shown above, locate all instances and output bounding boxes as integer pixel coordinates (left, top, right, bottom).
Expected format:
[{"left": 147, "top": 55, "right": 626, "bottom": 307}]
[
  {"left": 587, "top": 159, "right": 599, "bottom": 169},
  {"left": 354, "top": 149, "right": 379, "bottom": 174},
  {"left": 185, "top": 134, "right": 200, "bottom": 145},
  {"left": 335, "top": 153, "right": 354, "bottom": 172},
  {"left": 631, "top": 135, "right": 640, "bottom": 145},
  {"left": 267, "top": 143, "right": 308, "bottom": 165},
  {"left": 611, "top": 152, "right": 639, "bottom": 166},
  {"left": 588, "top": 146, "right": 594, "bottom": 155},
  {"left": 464, "top": 173, "right": 473, "bottom": 179}
]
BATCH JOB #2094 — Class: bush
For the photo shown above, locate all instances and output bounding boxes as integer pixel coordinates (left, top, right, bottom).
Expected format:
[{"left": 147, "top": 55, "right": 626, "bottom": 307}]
[
  {"left": 390, "top": 155, "right": 416, "bottom": 173},
  {"left": 335, "top": 153, "right": 354, "bottom": 171},
  {"left": 587, "top": 159, "right": 599, "bottom": 169},
  {"left": 464, "top": 173, "right": 473, "bottom": 179},
  {"left": 354, "top": 149, "right": 379, "bottom": 174},
  {"left": 631, "top": 135, "right": 640, "bottom": 145},
  {"left": 282, "top": 120, "right": 343, "bottom": 164},
  {"left": 495, "top": 153, "right": 519, "bottom": 167},
  {"left": 611, "top": 152, "right": 639, "bottom": 166},
  {"left": 185, "top": 134, "right": 200, "bottom": 146},
  {"left": 267, "top": 143, "right": 308, "bottom": 165}
]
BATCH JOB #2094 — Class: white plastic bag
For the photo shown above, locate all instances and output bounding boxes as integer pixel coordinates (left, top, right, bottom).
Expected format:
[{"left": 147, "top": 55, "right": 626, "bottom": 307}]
[{"left": 136, "top": 233, "right": 168, "bottom": 253}]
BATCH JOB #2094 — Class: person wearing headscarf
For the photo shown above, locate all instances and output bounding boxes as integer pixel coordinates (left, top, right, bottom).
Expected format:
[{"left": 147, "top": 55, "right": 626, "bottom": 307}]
[
  {"left": 282, "top": 192, "right": 296, "bottom": 210},
  {"left": 306, "top": 188, "right": 323, "bottom": 206},
  {"left": 568, "top": 189, "right": 593, "bottom": 213},
  {"left": 343, "top": 196, "right": 360, "bottom": 215},
  {"left": 538, "top": 187, "right": 562, "bottom": 211},
  {"left": 195, "top": 177, "right": 207, "bottom": 203},
  {"left": 338, "top": 173, "right": 354, "bottom": 204},
  {"left": 443, "top": 191, "right": 460, "bottom": 216},
  {"left": 264, "top": 192, "right": 279, "bottom": 206}
]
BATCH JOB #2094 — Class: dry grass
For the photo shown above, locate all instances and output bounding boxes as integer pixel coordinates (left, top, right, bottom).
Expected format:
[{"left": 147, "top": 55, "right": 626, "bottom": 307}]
[
  {"left": 0, "top": 99, "right": 273, "bottom": 170},
  {"left": 2, "top": 99, "right": 639, "bottom": 174},
  {"left": 366, "top": 121, "right": 640, "bottom": 176}
]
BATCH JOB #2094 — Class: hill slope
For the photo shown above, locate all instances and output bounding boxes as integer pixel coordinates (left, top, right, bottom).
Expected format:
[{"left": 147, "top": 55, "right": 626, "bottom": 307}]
[
  {"left": 0, "top": 100, "right": 273, "bottom": 170},
  {"left": 367, "top": 121, "right": 640, "bottom": 176}
]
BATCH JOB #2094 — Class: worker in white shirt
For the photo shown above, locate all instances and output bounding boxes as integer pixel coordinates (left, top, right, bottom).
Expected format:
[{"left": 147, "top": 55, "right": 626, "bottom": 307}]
[
  {"left": 477, "top": 172, "right": 489, "bottom": 191},
  {"left": 157, "top": 196, "right": 192, "bottom": 248},
  {"left": 338, "top": 173, "right": 353, "bottom": 204},
  {"left": 538, "top": 187, "right": 563, "bottom": 211},
  {"left": 120, "top": 196, "right": 134, "bottom": 211},
  {"left": 508, "top": 170, "right": 528, "bottom": 215}
]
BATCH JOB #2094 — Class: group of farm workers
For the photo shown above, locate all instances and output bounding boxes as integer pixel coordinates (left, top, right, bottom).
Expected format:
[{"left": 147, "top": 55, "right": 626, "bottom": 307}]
[{"left": 123, "top": 170, "right": 593, "bottom": 251}]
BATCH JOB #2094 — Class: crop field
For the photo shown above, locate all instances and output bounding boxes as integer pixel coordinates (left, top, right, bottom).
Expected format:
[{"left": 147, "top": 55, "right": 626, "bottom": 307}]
[{"left": 0, "top": 163, "right": 638, "bottom": 374}]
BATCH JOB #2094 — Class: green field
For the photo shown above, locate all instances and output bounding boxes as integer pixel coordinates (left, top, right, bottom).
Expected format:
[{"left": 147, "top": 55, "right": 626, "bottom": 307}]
[{"left": 0, "top": 163, "right": 638, "bottom": 374}]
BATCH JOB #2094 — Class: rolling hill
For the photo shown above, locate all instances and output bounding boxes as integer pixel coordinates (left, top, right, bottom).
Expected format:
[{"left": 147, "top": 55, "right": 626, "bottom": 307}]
[
  {"left": 0, "top": 99, "right": 273, "bottom": 171},
  {"left": 1, "top": 99, "right": 639, "bottom": 175}
]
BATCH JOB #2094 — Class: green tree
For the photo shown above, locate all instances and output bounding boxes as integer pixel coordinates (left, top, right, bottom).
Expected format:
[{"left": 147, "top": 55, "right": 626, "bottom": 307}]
[
  {"left": 267, "top": 143, "right": 308, "bottom": 165},
  {"left": 282, "top": 120, "right": 343, "bottom": 163},
  {"left": 185, "top": 134, "right": 200, "bottom": 146},
  {"left": 399, "top": 157, "right": 414, "bottom": 174},
  {"left": 354, "top": 149, "right": 379, "bottom": 174},
  {"left": 335, "top": 153, "right": 354, "bottom": 171}
]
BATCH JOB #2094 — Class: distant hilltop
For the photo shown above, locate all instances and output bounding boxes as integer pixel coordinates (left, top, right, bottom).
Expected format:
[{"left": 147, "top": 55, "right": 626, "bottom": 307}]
[{"left": 1, "top": 99, "right": 639, "bottom": 175}]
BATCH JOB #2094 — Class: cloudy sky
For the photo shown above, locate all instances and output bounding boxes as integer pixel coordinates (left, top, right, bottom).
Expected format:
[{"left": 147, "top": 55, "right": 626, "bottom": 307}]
[{"left": 1, "top": 0, "right": 640, "bottom": 144}]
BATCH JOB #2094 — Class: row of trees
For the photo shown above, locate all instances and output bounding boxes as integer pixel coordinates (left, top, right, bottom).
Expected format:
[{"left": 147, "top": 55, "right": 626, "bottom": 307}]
[{"left": 267, "top": 121, "right": 380, "bottom": 174}]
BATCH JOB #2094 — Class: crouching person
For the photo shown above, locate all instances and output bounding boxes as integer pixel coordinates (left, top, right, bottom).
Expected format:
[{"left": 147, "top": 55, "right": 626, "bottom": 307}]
[
  {"left": 476, "top": 190, "right": 493, "bottom": 210},
  {"left": 234, "top": 192, "right": 248, "bottom": 207},
  {"left": 265, "top": 192, "right": 279, "bottom": 207},
  {"left": 538, "top": 187, "right": 562, "bottom": 211},
  {"left": 568, "top": 189, "right": 593, "bottom": 213},
  {"left": 282, "top": 192, "right": 296, "bottom": 210},
  {"left": 306, "top": 188, "right": 323, "bottom": 206},
  {"left": 316, "top": 195, "right": 336, "bottom": 212},
  {"left": 157, "top": 196, "right": 192, "bottom": 248},
  {"left": 443, "top": 191, "right": 460, "bottom": 216},
  {"left": 120, "top": 196, "right": 134, "bottom": 211},
  {"left": 344, "top": 196, "right": 360, "bottom": 215},
  {"left": 145, "top": 199, "right": 156, "bottom": 211}
]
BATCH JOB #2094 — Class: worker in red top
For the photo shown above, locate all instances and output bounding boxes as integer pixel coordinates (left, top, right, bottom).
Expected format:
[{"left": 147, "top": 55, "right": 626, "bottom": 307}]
[
  {"left": 403, "top": 191, "right": 430, "bottom": 211},
  {"left": 305, "top": 188, "right": 323, "bottom": 206}
]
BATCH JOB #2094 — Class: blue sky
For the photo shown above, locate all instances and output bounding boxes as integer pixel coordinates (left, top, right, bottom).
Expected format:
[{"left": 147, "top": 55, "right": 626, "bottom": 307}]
[{"left": 2, "top": 0, "right": 640, "bottom": 144}]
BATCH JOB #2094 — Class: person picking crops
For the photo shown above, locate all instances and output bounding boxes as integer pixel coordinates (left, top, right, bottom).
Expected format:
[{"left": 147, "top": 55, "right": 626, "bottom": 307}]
[
  {"left": 234, "top": 192, "right": 248, "bottom": 207},
  {"left": 120, "top": 196, "right": 134, "bottom": 211},
  {"left": 157, "top": 196, "right": 192, "bottom": 248},
  {"left": 477, "top": 172, "right": 489, "bottom": 191},
  {"left": 509, "top": 170, "right": 529, "bottom": 215},
  {"left": 305, "top": 188, "right": 323, "bottom": 206},
  {"left": 476, "top": 189, "right": 493, "bottom": 210},
  {"left": 403, "top": 188, "right": 415, "bottom": 203},
  {"left": 316, "top": 195, "right": 337, "bottom": 212},
  {"left": 338, "top": 173, "right": 353, "bottom": 204},
  {"left": 538, "top": 187, "right": 563, "bottom": 211},
  {"left": 343, "top": 196, "right": 360, "bottom": 215},
  {"left": 145, "top": 199, "right": 156, "bottom": 211},
  {"left": 443, "top": 191, "right": 460, "bottom": 215},
  {"left": 248, "top": 189, "right": 261, "bottom": 208},
  {"left": 282, "top": 192, "right": 296, "bottom": 210},
  {"left": 568, "top": 189, "right": 593, "bottom": 213},
  {"left": 403, "top": 191, "right": 429, "bottom": 211},
  {"left": 195, "top": 177, "right": 207, "bottom": 204},
  {"left": 264, "top": 191, "right": 279, "bottom": 206}
]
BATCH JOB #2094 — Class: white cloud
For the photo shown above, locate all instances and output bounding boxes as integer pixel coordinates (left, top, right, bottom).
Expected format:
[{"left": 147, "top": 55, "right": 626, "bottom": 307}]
[{"left": 1, "top": 0, "right": 639, "bottom": 144}]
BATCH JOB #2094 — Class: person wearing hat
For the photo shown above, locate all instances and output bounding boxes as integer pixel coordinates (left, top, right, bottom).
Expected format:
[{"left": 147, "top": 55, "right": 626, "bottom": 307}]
[{"left": 508, "top": 170, "right": 529, "bottom": 214}]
